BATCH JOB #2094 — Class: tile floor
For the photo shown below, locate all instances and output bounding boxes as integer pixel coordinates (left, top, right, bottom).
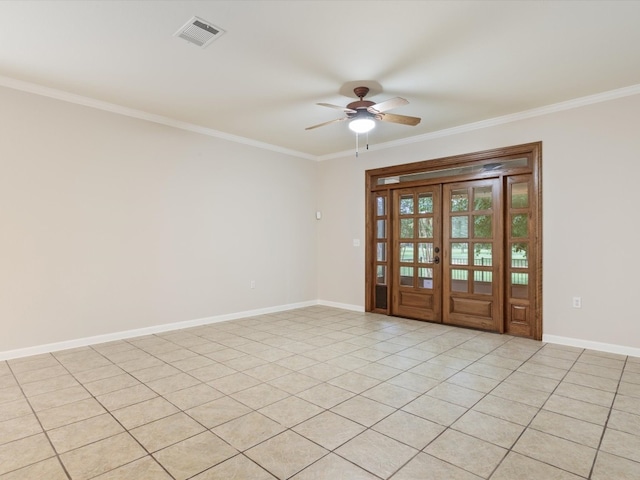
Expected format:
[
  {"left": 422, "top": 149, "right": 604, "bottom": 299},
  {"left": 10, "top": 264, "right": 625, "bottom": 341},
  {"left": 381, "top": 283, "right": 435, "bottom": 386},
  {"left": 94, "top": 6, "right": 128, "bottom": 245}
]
[{"left": 1, "top": 306, "right": 639, "bottom": 479}]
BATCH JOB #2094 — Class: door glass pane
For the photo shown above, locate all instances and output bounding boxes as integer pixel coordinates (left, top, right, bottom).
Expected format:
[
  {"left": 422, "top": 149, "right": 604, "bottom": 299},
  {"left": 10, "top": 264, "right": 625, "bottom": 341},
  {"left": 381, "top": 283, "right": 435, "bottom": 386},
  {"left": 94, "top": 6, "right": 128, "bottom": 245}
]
[
  {"left": 377, "top": 220, "right": 386, "bottom": 239},
  {"left": 400, "top": 267, "right": 414, "bottom": 286},
  {"left": 377, "top": 243, "right": 386, "bottom": 262},
  {"left": 451, "top": 216, "right": 468, "bottom": 238},
  {"left": 419, "top": 268, "right": 433, "bottom": 289},
  {"left": 511, "top": 183, "right": 529, "bottom": 208},
  {"left": 451, "top": 189, "right": 469, "bottom": 212},
  {"left": 474, "top": 271, "right": 493, "bottom": 294},
  {"left": 418, "top": 243, "right": 433, "bottom": 263},
  {"left": 418, "top": 218, "right": 433, "bottom": 238},
  {"left": 511, "top": 243, "right": 528, "bottom": 268},
  {"left": 400, "top": 219, "right": 414, "bottom": 238},
  {"left": 474, "top": 243, "right": 492, "bottom": 266},
  {"left": 399, "top": 243, "right": 414, "bottom": 262},
  {"left": 400, "top": 195, "right": 414, "bottom": 214},
  {"left": 511, "top": 272, "right": 529, "bottom": 298},
  {"left": 473, "top": 186, "right": 492, "bottom": 211},
  {"left": 418, "top": 193, "right": 433, "bottom": 213},
  {"left": 512, "top": 214, "right": 528, "bottom": 237},
  {"left": 376, "top": 265, "right": 386, "bottom": 284},
  {"left": 376, "top": 196, "right": 386, "bottom": 216},
  {"left": 512, "top": 271, "right": 528, "bottom": 285},
  {"left": 451, "top": 243, "right": 468, "bottom": 265},
  {"left": 451, "top": 269, "right": 468, "bottom": 292},
  {"left": 474, "top": 215, "right": 492, "bottom": 238}
]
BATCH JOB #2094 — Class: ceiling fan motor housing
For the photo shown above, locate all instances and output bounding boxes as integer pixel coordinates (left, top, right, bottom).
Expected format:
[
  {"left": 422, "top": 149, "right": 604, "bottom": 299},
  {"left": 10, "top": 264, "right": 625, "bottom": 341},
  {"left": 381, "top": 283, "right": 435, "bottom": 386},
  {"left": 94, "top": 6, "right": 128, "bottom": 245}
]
[
  {"left": 346, "top": 100, "right": 375, "bottom": 112},
  {"left": 347, "top": 86, "right": 375, "bottom": 115},
  {"left": 348, "top": 108, "right": 376, "bottom": 121}
]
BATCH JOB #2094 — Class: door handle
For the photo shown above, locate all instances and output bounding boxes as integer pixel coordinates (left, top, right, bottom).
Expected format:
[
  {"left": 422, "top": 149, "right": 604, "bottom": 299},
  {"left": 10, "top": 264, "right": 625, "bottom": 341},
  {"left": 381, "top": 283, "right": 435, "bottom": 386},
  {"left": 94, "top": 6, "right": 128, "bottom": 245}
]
[{"left": 434, "top": 256, "right": 440, "bottom": 264}]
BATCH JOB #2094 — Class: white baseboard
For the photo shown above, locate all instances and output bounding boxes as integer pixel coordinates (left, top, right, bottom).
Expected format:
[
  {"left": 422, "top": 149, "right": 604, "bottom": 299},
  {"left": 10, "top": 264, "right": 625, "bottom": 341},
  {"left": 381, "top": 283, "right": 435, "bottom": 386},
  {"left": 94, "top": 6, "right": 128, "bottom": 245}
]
[
  {"left": 5, "top": 303, "right": 638, "bottom": 361},
  {"left": 543, "top": 334, "right": 640, "bottom": 358},
  {"left": 0, "top": 300, "right": 318, "bottom": 361},
  {"left": 316, "top": 300, "right": 365, "bottom": 312}
]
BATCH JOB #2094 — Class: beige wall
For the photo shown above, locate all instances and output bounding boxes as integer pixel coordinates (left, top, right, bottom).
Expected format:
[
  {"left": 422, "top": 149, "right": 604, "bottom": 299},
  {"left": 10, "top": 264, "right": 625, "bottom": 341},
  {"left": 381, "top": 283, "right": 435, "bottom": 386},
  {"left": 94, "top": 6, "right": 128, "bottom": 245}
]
[
  {"left": 3, "top": 84, "right": 639, "bottom": 356},
  {"left": 0, "top": 87, "right": 318, "bottom": 353},
  {"left": 317, "top": 93, "right": 640, "bottom": 352}
]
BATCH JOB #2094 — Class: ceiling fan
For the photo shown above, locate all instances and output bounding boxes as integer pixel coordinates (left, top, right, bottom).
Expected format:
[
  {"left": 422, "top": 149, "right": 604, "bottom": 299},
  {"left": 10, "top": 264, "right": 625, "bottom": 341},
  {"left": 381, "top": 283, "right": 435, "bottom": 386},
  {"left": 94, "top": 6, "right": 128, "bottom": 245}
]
[{"left": 306, "top": 86, "right": 421, "bottom": 133}]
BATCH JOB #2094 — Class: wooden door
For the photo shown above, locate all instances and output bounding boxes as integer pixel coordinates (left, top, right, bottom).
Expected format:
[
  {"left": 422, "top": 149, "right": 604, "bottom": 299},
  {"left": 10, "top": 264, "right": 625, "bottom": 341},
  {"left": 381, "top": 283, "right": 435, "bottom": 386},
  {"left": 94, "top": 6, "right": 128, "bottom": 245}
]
[
  {"left": 366, "top": 142, "right": 541, "bottom": 339},
  {"left": 391, "top": 186, "right": 442, "bottom": 321},
  {"left": 505, "top": 174, "right": 539, "bottom": 338},
  {"left": 443, "top": 179, "right": 503, "bottom": 332}
]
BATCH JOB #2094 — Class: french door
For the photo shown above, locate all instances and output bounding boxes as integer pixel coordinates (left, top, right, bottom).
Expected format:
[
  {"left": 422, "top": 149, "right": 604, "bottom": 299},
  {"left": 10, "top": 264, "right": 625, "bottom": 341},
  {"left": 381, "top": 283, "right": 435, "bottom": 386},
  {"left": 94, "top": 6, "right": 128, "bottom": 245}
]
[
  {"left": 391, "top": 186, "right": 442, "bottom": 321},
  {"left": 442, "top": 179, "right": 502, "bottom": 332},
  {"left": 366, "top": 142, "right": 541, "bottom": 339},
  {"left": 390, "top": 179, "right": 502, "bottom": 332}
]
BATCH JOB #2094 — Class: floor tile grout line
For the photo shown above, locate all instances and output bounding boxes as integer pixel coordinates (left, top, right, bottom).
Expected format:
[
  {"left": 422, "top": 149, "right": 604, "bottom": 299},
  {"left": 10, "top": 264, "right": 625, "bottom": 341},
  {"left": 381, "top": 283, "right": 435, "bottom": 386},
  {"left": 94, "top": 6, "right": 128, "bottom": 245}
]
[
  {"left": 60, "top": 316, "right": 376, "bottom": 476},
  {"left": 483, "top": 341, "right": 587, "bottom": 479},
  {"left": 51, "top": 346, "right": 179, "bottom": 480},
  {"left": 452, "top": 335, "right": 617, "bottom": 477},
  {"left": 489, "top": 343, "right": 633, "bottom": 477},
  {"left": 76, "top": 346, "right": 279, "bottom": 480},
  {"left": 2, "top": 317, "right": 530, "bottom": 479},
  {"left": 174, "top": 314, "right": 487, "bottom": 478},
  {"left": 4, "top": 356, "right": 74, "bottom": 480},
  {"left": 21, "top": 312, "right": 391, "bottom": 478},
  {"left": 289, "top": 327, "right": 539, "bottom": 479},
  {"left": 402, "top": 330, "right": 549, "bottom": 479},
  {"left": 50, "top": 341, "right": 237, "bottom": 478},
  {"left": 505, "top": 341, "right": 629, "bottom": 478},
  {"left": 3, "top": 307, "right": 639, "bottom": 479},
  {"left": 586, "top": 354, "right": 628, "bottom": 480}
]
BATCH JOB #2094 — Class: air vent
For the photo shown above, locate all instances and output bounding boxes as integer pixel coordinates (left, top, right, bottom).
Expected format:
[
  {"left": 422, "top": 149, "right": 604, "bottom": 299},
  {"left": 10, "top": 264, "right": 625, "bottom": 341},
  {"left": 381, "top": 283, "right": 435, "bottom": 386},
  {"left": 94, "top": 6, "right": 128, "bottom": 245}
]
[{"left": 174, "top": 16, "right": 225, "bottom": 48}]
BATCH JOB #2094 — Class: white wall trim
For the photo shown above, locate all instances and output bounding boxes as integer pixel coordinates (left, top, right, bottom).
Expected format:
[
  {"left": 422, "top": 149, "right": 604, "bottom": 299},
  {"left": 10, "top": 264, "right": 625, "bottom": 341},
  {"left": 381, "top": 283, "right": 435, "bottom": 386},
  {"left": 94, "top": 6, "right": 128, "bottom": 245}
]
[
  {"left": 0, "top": 301, "right": 317, "bottom": 361},
  {"left": 543, "top": 334, "right": 640, "bottom": 359},
  {"left": 317, "top": 300, "right": 365, "bottom": 312},
  {"left": 317, "top": 83, "right": 640, "bottom": 161},
  {"left": 4, "top": 303, "right": 639, "bottom": 360},
  {"left": 0, "top": 75, "right": 315, "bottom": 162},
  {"left": 2, "top": 74, "right": 639, "bottom": 164}
]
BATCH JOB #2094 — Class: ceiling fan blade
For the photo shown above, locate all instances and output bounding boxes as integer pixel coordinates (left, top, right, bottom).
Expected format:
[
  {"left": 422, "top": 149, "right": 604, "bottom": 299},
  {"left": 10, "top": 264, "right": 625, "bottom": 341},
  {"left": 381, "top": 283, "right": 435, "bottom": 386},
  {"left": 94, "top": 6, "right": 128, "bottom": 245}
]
[
  {"left": 368, "top": 97, "right": 409, "bottom": 114},
  {"left": 378, "top": 112, "right": 421, "bottom": 126},
  {"left": 305, "top": 117, "right": 348, "bottom": 130},
  {"left": 317, "top": 103, "right": 357, "bottom": 113}
]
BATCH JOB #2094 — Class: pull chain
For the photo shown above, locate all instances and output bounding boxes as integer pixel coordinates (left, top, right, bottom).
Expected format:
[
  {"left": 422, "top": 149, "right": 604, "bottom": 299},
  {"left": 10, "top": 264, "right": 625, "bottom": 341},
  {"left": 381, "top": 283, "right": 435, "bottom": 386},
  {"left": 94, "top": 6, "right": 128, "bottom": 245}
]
[{"left": 355, "top": 132, "right": 370, "bottom": 157}]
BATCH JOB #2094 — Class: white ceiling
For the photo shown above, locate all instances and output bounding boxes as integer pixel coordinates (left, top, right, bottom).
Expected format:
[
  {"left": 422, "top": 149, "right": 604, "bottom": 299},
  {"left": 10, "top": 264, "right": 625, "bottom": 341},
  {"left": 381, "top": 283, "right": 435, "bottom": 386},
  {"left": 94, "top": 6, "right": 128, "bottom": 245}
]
[{"left": 1, "top": 1, "right": 640, "bottom": 159}]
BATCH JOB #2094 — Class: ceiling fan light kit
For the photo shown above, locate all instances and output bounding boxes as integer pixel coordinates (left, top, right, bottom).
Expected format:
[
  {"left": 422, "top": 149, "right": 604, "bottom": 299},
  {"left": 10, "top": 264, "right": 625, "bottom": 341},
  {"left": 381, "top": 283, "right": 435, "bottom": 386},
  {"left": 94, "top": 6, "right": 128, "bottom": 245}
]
[
  {"left": 348, "top": 115, "right": 376, "bottom": 133},
  {"left": 306, "top": 85, "right": 421, "bottom": 154}
]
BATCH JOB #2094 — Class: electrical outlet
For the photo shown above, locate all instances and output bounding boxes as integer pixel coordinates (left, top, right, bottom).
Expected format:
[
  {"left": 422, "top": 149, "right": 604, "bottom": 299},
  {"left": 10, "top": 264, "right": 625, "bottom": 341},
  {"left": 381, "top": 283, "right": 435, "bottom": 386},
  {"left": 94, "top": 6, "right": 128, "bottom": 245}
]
[
  {"left": 572, "top": 297, "right": 581, "bottom": 308},
  {"left": 250, "top": 280, "right": 256, "bottom": 289}
]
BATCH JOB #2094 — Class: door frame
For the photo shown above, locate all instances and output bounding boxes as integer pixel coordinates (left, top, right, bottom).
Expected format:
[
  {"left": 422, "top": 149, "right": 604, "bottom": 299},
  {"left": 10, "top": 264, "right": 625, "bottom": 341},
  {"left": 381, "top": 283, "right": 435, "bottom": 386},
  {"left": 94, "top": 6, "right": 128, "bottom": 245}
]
[{"left": 365, "top": 142, "right": 542, "bottom": 340}]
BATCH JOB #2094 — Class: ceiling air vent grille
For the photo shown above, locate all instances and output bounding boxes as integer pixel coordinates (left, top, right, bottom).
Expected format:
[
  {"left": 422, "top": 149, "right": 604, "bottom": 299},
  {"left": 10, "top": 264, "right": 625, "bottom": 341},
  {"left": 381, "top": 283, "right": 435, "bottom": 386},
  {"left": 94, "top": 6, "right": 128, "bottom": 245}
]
[{"left": 174, "top": 16, "right": 225, "bottom": 48}]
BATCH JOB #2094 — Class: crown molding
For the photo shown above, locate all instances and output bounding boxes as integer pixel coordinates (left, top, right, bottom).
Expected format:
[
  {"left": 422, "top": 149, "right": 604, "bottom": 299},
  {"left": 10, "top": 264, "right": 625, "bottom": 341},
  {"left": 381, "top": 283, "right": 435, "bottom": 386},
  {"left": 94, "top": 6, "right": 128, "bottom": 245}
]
[
  {"left": 317, "top": 83, "right": 640, "bottom": 161},
  {"left": 2, "top": 74, "right": 639, "bottom": 163},
  {"left": 0, "top": 75, "right": 316, "bottom": 161}
]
